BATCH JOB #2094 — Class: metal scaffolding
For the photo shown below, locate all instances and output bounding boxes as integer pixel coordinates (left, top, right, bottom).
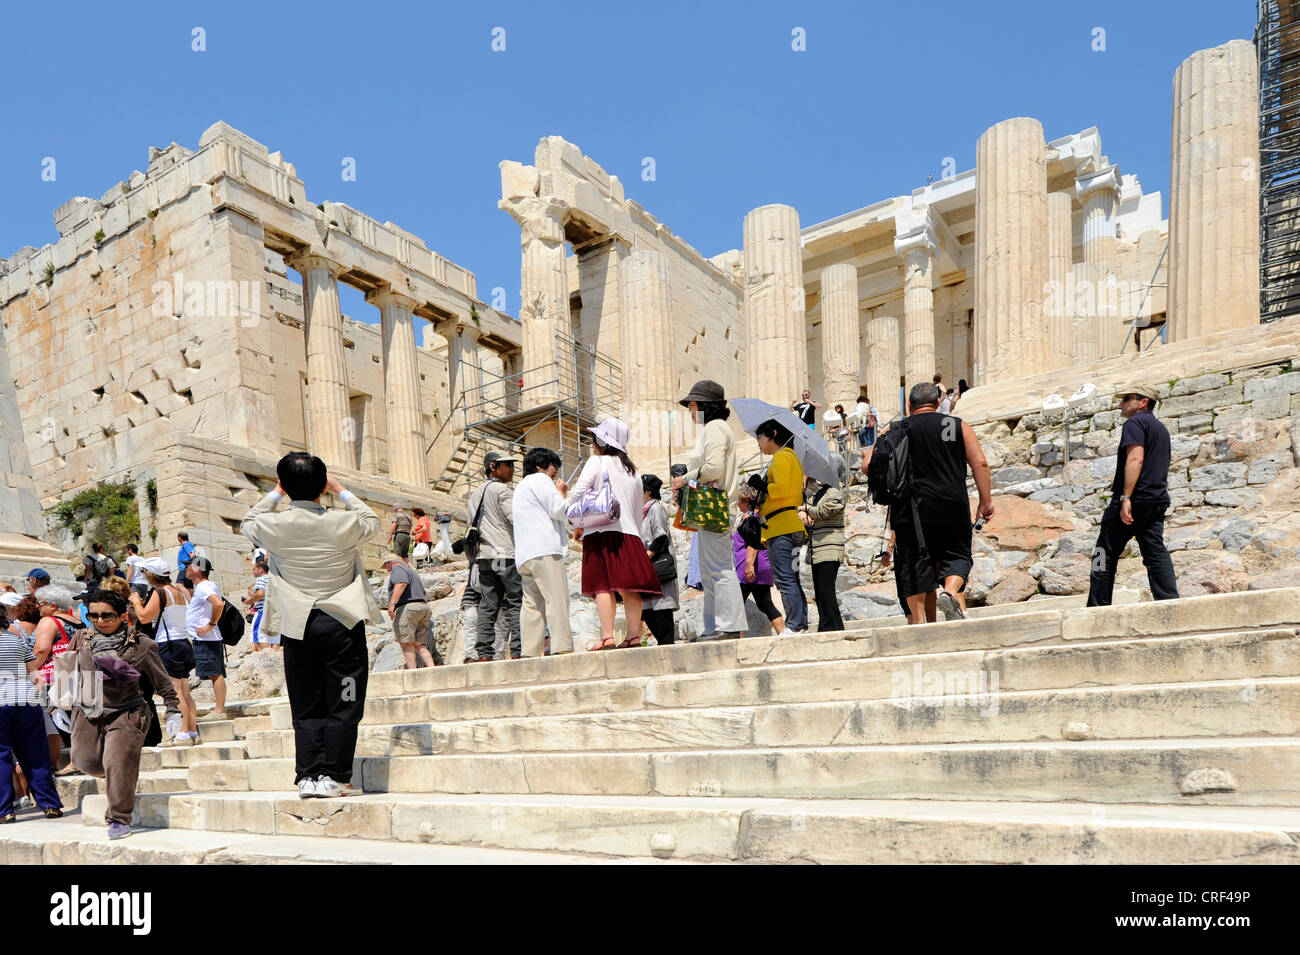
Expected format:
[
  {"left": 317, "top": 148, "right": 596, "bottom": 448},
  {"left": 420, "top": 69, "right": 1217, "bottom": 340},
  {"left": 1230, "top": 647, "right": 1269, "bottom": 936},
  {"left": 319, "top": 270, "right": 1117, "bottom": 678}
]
[{"left": 1258, "top": 0, "right": 1300, "bottom": 321}]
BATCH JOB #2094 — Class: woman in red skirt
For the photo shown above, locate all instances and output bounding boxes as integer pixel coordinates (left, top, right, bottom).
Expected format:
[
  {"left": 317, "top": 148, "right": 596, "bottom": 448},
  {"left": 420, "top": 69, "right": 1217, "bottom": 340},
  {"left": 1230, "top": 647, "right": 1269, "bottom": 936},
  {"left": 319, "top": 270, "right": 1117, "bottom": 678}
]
[{"left": 568, "top": 418, "right": 662, "bottom": 650}]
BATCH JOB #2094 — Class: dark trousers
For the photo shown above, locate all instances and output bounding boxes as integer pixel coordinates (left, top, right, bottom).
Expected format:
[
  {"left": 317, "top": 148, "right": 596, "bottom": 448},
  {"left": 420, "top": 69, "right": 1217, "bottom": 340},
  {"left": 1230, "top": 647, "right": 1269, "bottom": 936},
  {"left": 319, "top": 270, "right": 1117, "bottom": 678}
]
[
  {"left": 642, "top": 609, "right": 675, "bottom": 645},
  {"left": 740, "top": 583, "right": 782, "bottom": 622},
  {"left": 475, "top": 558, "right": 522, "bottom": 659},
  {"left": 1087, "top": 501, "right": 1179, "bottom": 607},
  {"left": 0, "top": 705, "right": 61, "bottom": 815},
  {"left": 282, "top": 609, "right": 368, "bottom": 784},
  {"left": 767, "top": 532, "right": 808, "bottom": 632},
  {"left": 811, "top": 561, "right": 844, "bottom": 632}
]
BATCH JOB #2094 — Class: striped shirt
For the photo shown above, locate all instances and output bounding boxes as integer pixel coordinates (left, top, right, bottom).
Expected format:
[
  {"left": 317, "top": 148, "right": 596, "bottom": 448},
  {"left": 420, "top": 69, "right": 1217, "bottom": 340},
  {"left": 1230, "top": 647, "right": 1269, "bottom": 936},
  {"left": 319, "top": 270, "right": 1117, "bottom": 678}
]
[
  {"left": 252, "top": 574, "right": 269, "bottom": 610},
  {"left": 0, "top": 629, "right": 40, "bottom": 707}
]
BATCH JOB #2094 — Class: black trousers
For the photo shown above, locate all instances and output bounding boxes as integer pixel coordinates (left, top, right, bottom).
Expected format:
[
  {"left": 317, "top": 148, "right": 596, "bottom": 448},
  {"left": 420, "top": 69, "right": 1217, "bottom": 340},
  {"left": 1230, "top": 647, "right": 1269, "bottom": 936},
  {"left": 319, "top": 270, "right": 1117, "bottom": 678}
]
[
  {"left": 811, "top": 561, "right": 844, "bottom": 632},
  {"left": 282, "top": 609, "right": 368, "bottom": 784},
  {"left": 475, "top": 558, "right": 522, "bottom": 659},
  {"left": 1086, "top": 501, "right": 1179, "bottom": 606},
  {"left": 642, "top": 608, "right": 675, "bottom": 644},
  {"left": 739, "top": 583, "right": 782, "bottom": 622}
]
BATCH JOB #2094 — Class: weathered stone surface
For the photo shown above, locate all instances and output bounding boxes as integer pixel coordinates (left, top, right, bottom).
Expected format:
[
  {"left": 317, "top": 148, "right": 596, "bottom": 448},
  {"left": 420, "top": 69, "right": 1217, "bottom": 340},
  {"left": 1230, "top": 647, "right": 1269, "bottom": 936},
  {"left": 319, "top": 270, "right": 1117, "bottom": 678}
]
[
  {"left": 1190, "top": 462, "right": 1248, "bottom": 491},
  {"left": 982, "top": 495, "right": 1078, "bottom": 551},
  {"left": 987, "top": 569, "right": 1038, "bottom": 604}
]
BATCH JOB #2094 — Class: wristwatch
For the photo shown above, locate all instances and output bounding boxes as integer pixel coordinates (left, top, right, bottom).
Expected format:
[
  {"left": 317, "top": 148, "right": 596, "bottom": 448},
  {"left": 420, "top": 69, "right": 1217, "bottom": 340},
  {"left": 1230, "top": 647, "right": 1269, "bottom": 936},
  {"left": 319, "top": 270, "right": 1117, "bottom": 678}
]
[{"left": 1120, "top": 495, "right": 1131, "bottom": 501}]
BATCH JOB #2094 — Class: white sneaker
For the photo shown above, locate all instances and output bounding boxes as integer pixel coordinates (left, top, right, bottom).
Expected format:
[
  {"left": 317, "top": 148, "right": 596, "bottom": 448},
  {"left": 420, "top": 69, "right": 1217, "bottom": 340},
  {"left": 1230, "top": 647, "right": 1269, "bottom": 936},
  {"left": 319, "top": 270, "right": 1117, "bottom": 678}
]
[
  {"left": 297, "top": 777, "right": 319, "bottom": 799},
  {"left": 314, "top": 776, "right": 361, "bottom": 797}
]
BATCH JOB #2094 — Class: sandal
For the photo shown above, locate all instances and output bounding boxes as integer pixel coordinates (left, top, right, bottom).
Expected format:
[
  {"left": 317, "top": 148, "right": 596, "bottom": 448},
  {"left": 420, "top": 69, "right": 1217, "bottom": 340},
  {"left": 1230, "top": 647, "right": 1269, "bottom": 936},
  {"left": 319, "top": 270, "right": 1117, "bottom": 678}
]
[
  {"left": 615, "top": 635, "right": 644, "bottom": 649},
  {"left": 585, "top": 636, "right": 617, "bottom": 652}
]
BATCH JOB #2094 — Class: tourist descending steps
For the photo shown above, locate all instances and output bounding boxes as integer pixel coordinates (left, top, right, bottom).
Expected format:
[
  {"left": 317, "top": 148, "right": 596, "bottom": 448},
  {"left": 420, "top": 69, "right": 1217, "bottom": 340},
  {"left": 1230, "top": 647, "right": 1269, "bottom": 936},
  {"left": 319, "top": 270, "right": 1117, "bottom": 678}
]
[
  {"left": 240, "top": 454, "right": 382, "bottom": 800},
  {"left": 569, "top": 418, "right": 662, "bottom": 650},
  {"left": 886, "top": 382, "right": 995, "bottom": 625},
  {"left": 639, "top": 474, "right": 679, "bottom": 645},
  {"left": 801, "top": 456, "right": 847, "bottom": 632},
  {"left": 185, "top": 558, "right": 230, "bottom": 722},
  {"left": 131, "top": 558, "right": 199, "bottom": 746},
  {"left": 69, "top": 590, "right": 181, "bottom": 839},
  {"left": 468, "top": 451, "right": 523, "bottom": 661},
  {"left": 513, "top": 447, "right": 573, "bottom": 658},
  {"left": 381, "top": 554, "right": 436, "bottom": 670},
  {"left": 673, "top": 380, "right": 746, "bottom": 642},
  {"left": 1086, "top": 383, "right": 1180, "bottom": 606}
]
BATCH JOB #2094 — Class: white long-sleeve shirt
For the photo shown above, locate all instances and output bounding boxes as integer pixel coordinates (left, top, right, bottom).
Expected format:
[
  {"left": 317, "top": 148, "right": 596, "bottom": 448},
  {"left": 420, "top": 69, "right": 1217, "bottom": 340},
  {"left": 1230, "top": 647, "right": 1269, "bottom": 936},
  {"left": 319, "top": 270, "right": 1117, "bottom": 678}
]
[
  {"left": 567, "top": 454, "right": 643, "bottom": 538},
  {"left": 513, "top": 472, "right": 570, "bottom": 566}
]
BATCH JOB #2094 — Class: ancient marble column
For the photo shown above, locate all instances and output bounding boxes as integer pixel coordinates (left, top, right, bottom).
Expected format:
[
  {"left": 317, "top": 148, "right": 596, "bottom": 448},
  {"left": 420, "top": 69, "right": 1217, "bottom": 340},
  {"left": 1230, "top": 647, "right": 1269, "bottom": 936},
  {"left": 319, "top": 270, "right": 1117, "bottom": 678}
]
[
  {"left": 974, "top": 117, "right": 1050, "bottom": 384},
  {"left": 512, "top": 197, "right": 569, "bottom": 405},
  {"left": 1074, "top": 164, "right": 1121, "bottom": 359},
  {"left": 819, "top": 263, "right": 861, "bottom": 410},
  {"left": 369, "top": 288, "right": 428, "bottom": 487},
  {"left": 287, "top": 252, "right": 356, "bottom": 470},
  {"left": 436, "top": 320, "right": 483, "bottom": 418},
  {"left": 743, "top": 203, "right": 806, "bottom": 402},
  {"left": 1168, "top": 39, "right": 1261, "bottom": 342},
  {"left": 1046, "top": 191, "right": 1075, "bottom": 368},
  {"left": 620, "top": 249, "right": 676, "bottom": 474},
  {"left": 894, "top": 213, "right": 937, "bottom": 389},
  {"left": 866, "top": 314, "right": 902, "bottom": 424}
]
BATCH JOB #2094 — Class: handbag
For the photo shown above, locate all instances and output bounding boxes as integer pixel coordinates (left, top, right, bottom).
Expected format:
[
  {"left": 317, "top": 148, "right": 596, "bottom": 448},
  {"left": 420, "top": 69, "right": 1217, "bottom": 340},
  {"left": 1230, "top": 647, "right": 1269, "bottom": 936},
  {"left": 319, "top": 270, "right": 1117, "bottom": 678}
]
[
  {"left": 651, "top": 549, "right": 677, "bottom": 582},
  {"left": 678, "top": 481, "right": 730, "bottom": 533},
  {"left": 566, "top": 457, "right": 621, "bottom": 531},
  {"left": 53, "top": 629, "right": 100, "bottom": 711}
]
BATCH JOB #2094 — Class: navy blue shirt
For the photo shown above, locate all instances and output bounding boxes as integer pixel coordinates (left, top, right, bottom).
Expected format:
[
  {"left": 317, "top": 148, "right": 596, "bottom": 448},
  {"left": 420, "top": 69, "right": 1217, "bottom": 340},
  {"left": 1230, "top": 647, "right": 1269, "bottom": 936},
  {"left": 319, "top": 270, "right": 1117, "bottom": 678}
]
[{"left": 1113, "top": 410, "right": 1171, "bottom": 506}]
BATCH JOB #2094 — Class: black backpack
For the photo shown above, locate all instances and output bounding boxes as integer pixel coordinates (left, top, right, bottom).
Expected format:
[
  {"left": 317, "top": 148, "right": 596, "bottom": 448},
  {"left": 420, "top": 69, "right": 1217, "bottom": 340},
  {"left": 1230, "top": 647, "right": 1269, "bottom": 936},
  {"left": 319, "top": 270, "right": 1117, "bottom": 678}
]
[
  {"left": 866, "top": 421, "right": 914, "bottom": 507},
  {"left": 88, "top": 553, "right": 111, "bottom": 580},
  {"left": 216, "top": 596, "right": 246, "bottom": 646}
]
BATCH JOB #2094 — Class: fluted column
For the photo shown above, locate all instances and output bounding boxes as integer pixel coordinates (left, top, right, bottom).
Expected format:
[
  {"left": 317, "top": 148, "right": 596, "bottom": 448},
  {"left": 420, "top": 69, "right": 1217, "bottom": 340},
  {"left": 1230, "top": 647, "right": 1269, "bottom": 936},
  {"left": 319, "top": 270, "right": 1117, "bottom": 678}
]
[
  {"left": 620, "top": 249, "right": 676, "bottom": 475},
  {"left": 974, "top": 117, "right": 1050, "bottom": 384},
  {"left": 1169, "top": 39, "right": 1260, "bottom": 342},
  {"left": 866, "top": 314, "right": 902, "bottom": 424},
  {"left": 1074, "top": 164, "right": 1122, "bottom": 359},
  {"left": 894, "top": 210, "right": 937, "bottom": 389},
  {"left": 437, "top": 320, "right": 483, "bottom": 416},
  {"left": 287, "top": 252, "right": 356, "bottom": 470},
  {"left": 743, "top": 204, "right": 806, "bottom": 402},
  {"left": 819, "top": 263, "right": 860, "bottom": 410},
  {"left": 1046, "top": 191, "right": 1075, "bottom": 368},
  {"left": 369, "top": 288, "right": 428, "bottom": 487},
  {"left": 510, "top": 197, "right": 569, "bottom": 405}
]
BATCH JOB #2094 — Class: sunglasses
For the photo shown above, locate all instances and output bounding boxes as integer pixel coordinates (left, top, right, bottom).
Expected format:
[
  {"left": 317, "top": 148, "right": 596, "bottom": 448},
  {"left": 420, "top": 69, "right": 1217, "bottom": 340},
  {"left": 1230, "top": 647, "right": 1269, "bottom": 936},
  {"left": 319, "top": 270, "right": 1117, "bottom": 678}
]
[{"left": 86, "top": 611, "right": 121, "bottom": 621}]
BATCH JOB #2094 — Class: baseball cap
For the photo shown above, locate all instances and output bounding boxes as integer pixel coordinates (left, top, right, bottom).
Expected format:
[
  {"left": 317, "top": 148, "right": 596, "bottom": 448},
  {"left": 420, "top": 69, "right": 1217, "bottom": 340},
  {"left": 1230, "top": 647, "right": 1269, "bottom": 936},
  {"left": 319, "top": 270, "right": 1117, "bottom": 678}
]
[
  {"left": 27, "top": 568, "right": 50, "bottom": 582},
  {"left": 1117, "top": 383, "right": 1160, "bottom": 403},
  {"left": 484, "top": 450, "right": 517, "bottom": 468},
  {"left": 190, "top": 556, "right": 213, "bottom": 575},
  {"left": 0, "top": 592, "right": 22, "bottom": 607}
]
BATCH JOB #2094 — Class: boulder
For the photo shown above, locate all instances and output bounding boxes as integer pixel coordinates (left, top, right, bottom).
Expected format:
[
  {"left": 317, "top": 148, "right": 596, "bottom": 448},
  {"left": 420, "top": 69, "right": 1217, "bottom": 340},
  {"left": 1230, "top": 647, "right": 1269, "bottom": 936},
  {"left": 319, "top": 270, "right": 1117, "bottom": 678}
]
[
  {"left": 981, "top": 495, "right": 1078, "bottom": 551},
  {"left": 992, "top": 466, "right": 1042, "bottom": 489},
  {"left": 419, "top": 574, "right": 455, "bottom": 599},
  {"left": 1189, "top": 462, "right": 1248, "bottom": 492},
  {"left": 230, "top": 649, "right": 286, "bottom": 700},
  {"left": 987, "top": 568, "right": 1038, "bottom": 605},
  {"left": 373, "top": 642, "right": 406, "bottom": 672},
  {"left": 1177, "top": 556, "right": 1249, "bottom": 598}
]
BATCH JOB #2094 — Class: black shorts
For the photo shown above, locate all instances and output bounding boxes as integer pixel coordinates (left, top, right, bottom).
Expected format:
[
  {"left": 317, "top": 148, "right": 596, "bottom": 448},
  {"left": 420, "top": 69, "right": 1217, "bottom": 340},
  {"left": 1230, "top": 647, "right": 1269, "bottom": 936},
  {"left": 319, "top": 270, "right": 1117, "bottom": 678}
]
[
  {"left": 893, "top": 519, "right": 973, "bottom": 599},
  {"left": 192, "top": 640, "right": 226, "bottom": 679},
  {"left": 157, "top": 638, "right": 196, "bottom": 679}
]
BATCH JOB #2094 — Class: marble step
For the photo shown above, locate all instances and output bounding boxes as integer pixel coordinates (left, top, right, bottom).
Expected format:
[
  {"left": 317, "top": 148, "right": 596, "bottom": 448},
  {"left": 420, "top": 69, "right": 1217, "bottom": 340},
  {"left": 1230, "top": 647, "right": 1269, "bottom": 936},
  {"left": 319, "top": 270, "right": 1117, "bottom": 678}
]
[
  {"left": 55, "top": 769, "right": 190, "bottom": 808},
  {"left": 237, "top": 679, "right": 1300, "bottom": 759},
  {"left": 0, "top": 813, "right": 667, "bottom": 865},
  {"left": 186, "top": 737, "right": 1300, "bottom": 806},
  {"left": 268, "top": 628, "right": 1300, "bottom": 728},
  {"left": 358, "top": 588, "right": 1300, "bottom": 701},
  {"left": 155, "top": 741, "right": 247, "bottom": 769},
  {"left": 840, "top": 589, "right": 1140, "bottom": 631},
  {"left": 77, "top": 791, "right": 1300, "bottom": 864}
]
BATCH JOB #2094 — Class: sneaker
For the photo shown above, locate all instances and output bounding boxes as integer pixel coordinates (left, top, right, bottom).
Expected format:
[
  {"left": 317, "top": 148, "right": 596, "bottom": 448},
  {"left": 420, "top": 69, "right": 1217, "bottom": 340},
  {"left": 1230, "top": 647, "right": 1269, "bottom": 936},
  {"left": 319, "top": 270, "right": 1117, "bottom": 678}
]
[
  {"left": 937, "top": 590, "right": 966, "bottom": 621},
  {"left": 15, "top": 795, "right": 34, "bottom": 810},
  {"left": 314, "top": 776, "right": 362, "bottom": 797},
  {"left": 43, "top": 807, "right": 63, "bottom": 819},
  {"left": 107, "top": 822, "right": 132, "bottom": 840},
  {"left": 297, "top": 777, "right": 319, "bottom": 799}
]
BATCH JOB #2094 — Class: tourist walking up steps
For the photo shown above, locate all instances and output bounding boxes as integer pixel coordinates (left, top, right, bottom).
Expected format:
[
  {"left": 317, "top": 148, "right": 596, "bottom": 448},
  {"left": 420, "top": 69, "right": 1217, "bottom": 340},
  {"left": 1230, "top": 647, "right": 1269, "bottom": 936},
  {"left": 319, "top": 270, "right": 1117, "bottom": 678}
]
[
  {"left": 801, "top": 456, "right": 847, "bottom": 632},
  {"left": 889, "top": 382, "right": 994, "bottom": 625},
  {"left": 185, "top": 557, "right": 229, "bottom": 721},
  {"left": 513, "top": 447, "right": 573, "bottom": 658},
  {"left": 131, "top": 558, "right": 198, "bottom": 746},
  {"left": 735, "top": 485, "right": 785, "bottom": 635},
  {"left": 69, "top": 590, "right": 181, "bottom": 839},
  {"left": 388, "top": 505, "right": 413, "bottom": 561},
  {"left": 673, "top": 380, "right": 746, "bottom": 641},
  {"left": 0, "top": 603, "right": 62, "bottom": 824},
  {"left": 640, "top": 474, "right": 680, "bottom": 645},
  {"left": 569, "top": 418, "right": 662, "bottom": 650},
  {"left": 468, "top": 450, "right": 523, "bottom": 662},
  {"left": 241, "top": 453, "right": 382, "bottom": 800},
  {"left": 756, "top": 418, "right": 809, "bottom": 633},
  {"left": 1086, "top": 383, "right": 1179, "bottom": 606}
]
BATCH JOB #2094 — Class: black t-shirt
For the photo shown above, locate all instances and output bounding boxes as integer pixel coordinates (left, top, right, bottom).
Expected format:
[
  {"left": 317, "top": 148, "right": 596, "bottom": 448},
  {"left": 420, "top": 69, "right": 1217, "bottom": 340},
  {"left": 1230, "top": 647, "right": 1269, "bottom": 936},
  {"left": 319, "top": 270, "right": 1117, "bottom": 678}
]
[
  {"left": 1112, "top": 410, "right": 1171, "bottom": 506},
  {"left": 793, "top": 401, "right": 816, "bottom": 425},
  {"left": 894, "top": 412, "right": 970, "bottom": 524}
]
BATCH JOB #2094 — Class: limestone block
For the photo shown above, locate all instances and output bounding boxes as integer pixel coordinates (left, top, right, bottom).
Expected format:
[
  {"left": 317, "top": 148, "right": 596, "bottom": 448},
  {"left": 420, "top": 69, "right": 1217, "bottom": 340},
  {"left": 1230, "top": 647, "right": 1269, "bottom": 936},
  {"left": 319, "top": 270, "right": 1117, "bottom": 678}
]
[
  {"left": 1243, "top": 371, "right": 1300, "bottom": 402},
  {"left": 1170, "top": 434, "right": 1202, "bottom": 462},
  {"left": 1189, "top": 462, "right": 1248, "bottom": 491},
  {"left": 1247, "top": 395, "right": 1292, "bottom": 422},
  {"left": 1178, "top": 413, "right": 1215, "bottom": 435},
  {"left": 1248, "top": 456, "right": 1284, "bottom": 486},
  {"left": 1158, "top": 384, "right": 1244, "bottom": 418},
  {"left": 1171, "top": 373, "right": 1230, "bottom": 396},
  {"left": 1204, "top": 487, "right": 1261, "bottom": 508},
  {"left": 992, "top": 466, "right": 1042, "bottom": 489}
]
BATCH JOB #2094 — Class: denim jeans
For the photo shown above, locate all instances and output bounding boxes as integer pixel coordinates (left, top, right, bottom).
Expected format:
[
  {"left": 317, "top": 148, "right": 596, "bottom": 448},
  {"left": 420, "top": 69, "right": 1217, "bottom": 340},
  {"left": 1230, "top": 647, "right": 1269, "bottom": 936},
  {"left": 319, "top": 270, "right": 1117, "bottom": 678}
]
[
  {"left": 766, "top": 532, "right": 808, "bottom": 632},
  {"left": 1086, "top": 501, "right": 1179, "bottom": 606}
]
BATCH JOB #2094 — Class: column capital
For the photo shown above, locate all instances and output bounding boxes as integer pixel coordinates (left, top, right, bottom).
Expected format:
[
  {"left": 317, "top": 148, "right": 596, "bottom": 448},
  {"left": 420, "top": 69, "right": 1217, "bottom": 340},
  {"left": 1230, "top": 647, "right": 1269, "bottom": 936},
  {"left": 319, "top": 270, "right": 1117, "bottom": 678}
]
[
  {"left": 432, "top": 315, "right": 481, "bottom": 342},
  {"left": 366, "top": 286, "right": 421, "bottom": 312},
  {"left": 500, "top": 195, "right": 568, "bottom": 241},
  {"left": 1075, "top": 163, "right": 1121, "bottom": 202},
  {"left": 285, "top": 250, "right": 345, "bottom": 277},
  {"left": 893, "top": 205, "right": 938, "bottom": 260}
]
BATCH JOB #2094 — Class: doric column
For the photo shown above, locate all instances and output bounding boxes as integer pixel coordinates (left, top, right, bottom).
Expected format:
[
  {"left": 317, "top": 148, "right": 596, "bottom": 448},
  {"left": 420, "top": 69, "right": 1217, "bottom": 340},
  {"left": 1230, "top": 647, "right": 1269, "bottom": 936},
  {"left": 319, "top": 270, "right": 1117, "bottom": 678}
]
[
  {"left": 286, "top": 252, "right": 356, "bottom": 470},
  {"left": 436, "top": 320, "right": 483, "bottom": 419},
  {"left": 1046, "top": 191, "right": 1075, "bottom": 368},
  {"left": 368, "top": 288, "right": 428, "bottom": 487},
  {"left": 819, "top": 262, "right": 861, "bottom": 411},
  {"left": 743, "top": 203, "right": 806, "bottom": 403},
  {"left": 1074, "top": 164, "right": 1122, "bottom": 359},
  {"left": 866, "top": 314, "right": 902, "bottom": 424},
  {"left": 974, "top": 117, "right": 1050, "bottom": 384},
  {"left": 1169, "top": 39, "right": 1260, "bottom": 342},
  {"left": 894, "top": 209, "right": 938, "bottom": 389},
  {"left": 620, "top": 249, "right": 676, "bottom": 475},
  {"left": 507, "top": 197, "right": 569, "bottom": 406}
]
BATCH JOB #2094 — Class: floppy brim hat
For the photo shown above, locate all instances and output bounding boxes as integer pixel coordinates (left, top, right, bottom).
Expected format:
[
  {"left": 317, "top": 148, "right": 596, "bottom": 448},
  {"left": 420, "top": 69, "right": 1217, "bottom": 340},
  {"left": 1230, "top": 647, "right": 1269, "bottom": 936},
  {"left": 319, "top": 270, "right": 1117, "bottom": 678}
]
[
  {"left": 1117, "top": 383, "right": 1160, "bottom": 403},
  {"left": 679, "top": 379, "right": 725, "bottom": 407},
  {"left": 588, "top": 418, "right": 629, "bottom": 453}
]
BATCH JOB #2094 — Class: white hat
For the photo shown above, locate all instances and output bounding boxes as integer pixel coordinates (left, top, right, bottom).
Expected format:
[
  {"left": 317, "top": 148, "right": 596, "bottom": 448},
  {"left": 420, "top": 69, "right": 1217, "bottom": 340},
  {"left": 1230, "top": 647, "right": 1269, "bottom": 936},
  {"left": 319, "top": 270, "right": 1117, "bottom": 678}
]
[
  {"left": 588, "top": 417, "right": 629, "bottom": 453},
  {"left": 142, "top": 557, "right": 171, "bottom": 577},
  {"left": 0, "top": 592, "right": 22, "bottom": 607}
]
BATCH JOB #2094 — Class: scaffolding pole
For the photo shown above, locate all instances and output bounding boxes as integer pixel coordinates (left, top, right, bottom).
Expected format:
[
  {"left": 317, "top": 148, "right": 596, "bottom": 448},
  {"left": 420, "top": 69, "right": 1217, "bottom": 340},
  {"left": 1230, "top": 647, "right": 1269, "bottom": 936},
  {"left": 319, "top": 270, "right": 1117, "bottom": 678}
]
[{"left": 1258, "top": 0, "right": 1300, "bottom": 321}]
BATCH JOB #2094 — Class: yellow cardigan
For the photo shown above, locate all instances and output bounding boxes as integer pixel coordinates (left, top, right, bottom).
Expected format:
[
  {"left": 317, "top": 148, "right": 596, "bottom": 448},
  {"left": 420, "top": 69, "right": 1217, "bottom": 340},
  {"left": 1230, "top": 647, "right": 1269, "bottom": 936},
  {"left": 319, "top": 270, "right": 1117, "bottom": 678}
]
[{"left": 760, "top": 447, "right": 806, "bottom": 542}]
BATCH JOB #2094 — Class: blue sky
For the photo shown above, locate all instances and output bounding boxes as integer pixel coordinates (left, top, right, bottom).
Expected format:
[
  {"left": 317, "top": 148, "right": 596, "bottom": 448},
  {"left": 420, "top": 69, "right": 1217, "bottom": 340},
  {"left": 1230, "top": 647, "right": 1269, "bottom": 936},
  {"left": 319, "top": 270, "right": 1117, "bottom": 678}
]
[{"left": 0, "top": 0, "right": 1253, "bottom": 331}]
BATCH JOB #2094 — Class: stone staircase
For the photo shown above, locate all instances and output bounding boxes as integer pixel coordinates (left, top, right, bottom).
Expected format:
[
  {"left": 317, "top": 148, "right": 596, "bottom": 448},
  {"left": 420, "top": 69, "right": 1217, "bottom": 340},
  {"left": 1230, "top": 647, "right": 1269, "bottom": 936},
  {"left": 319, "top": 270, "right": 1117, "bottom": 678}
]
[{"left": 6, "top": 587, "right": 1300, "bottom": 864}]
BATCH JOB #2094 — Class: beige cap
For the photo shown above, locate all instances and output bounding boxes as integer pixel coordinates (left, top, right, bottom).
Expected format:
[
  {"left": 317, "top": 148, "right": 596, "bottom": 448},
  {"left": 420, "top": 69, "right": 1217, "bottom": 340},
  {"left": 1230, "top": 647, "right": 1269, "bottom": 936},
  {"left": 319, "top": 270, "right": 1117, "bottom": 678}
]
[
  {"left": 380, "top": 553, "right": 405, "bottom": 566},
  {"left": 1116, "top": 383, "right": 1160, "bottom": 402}
]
